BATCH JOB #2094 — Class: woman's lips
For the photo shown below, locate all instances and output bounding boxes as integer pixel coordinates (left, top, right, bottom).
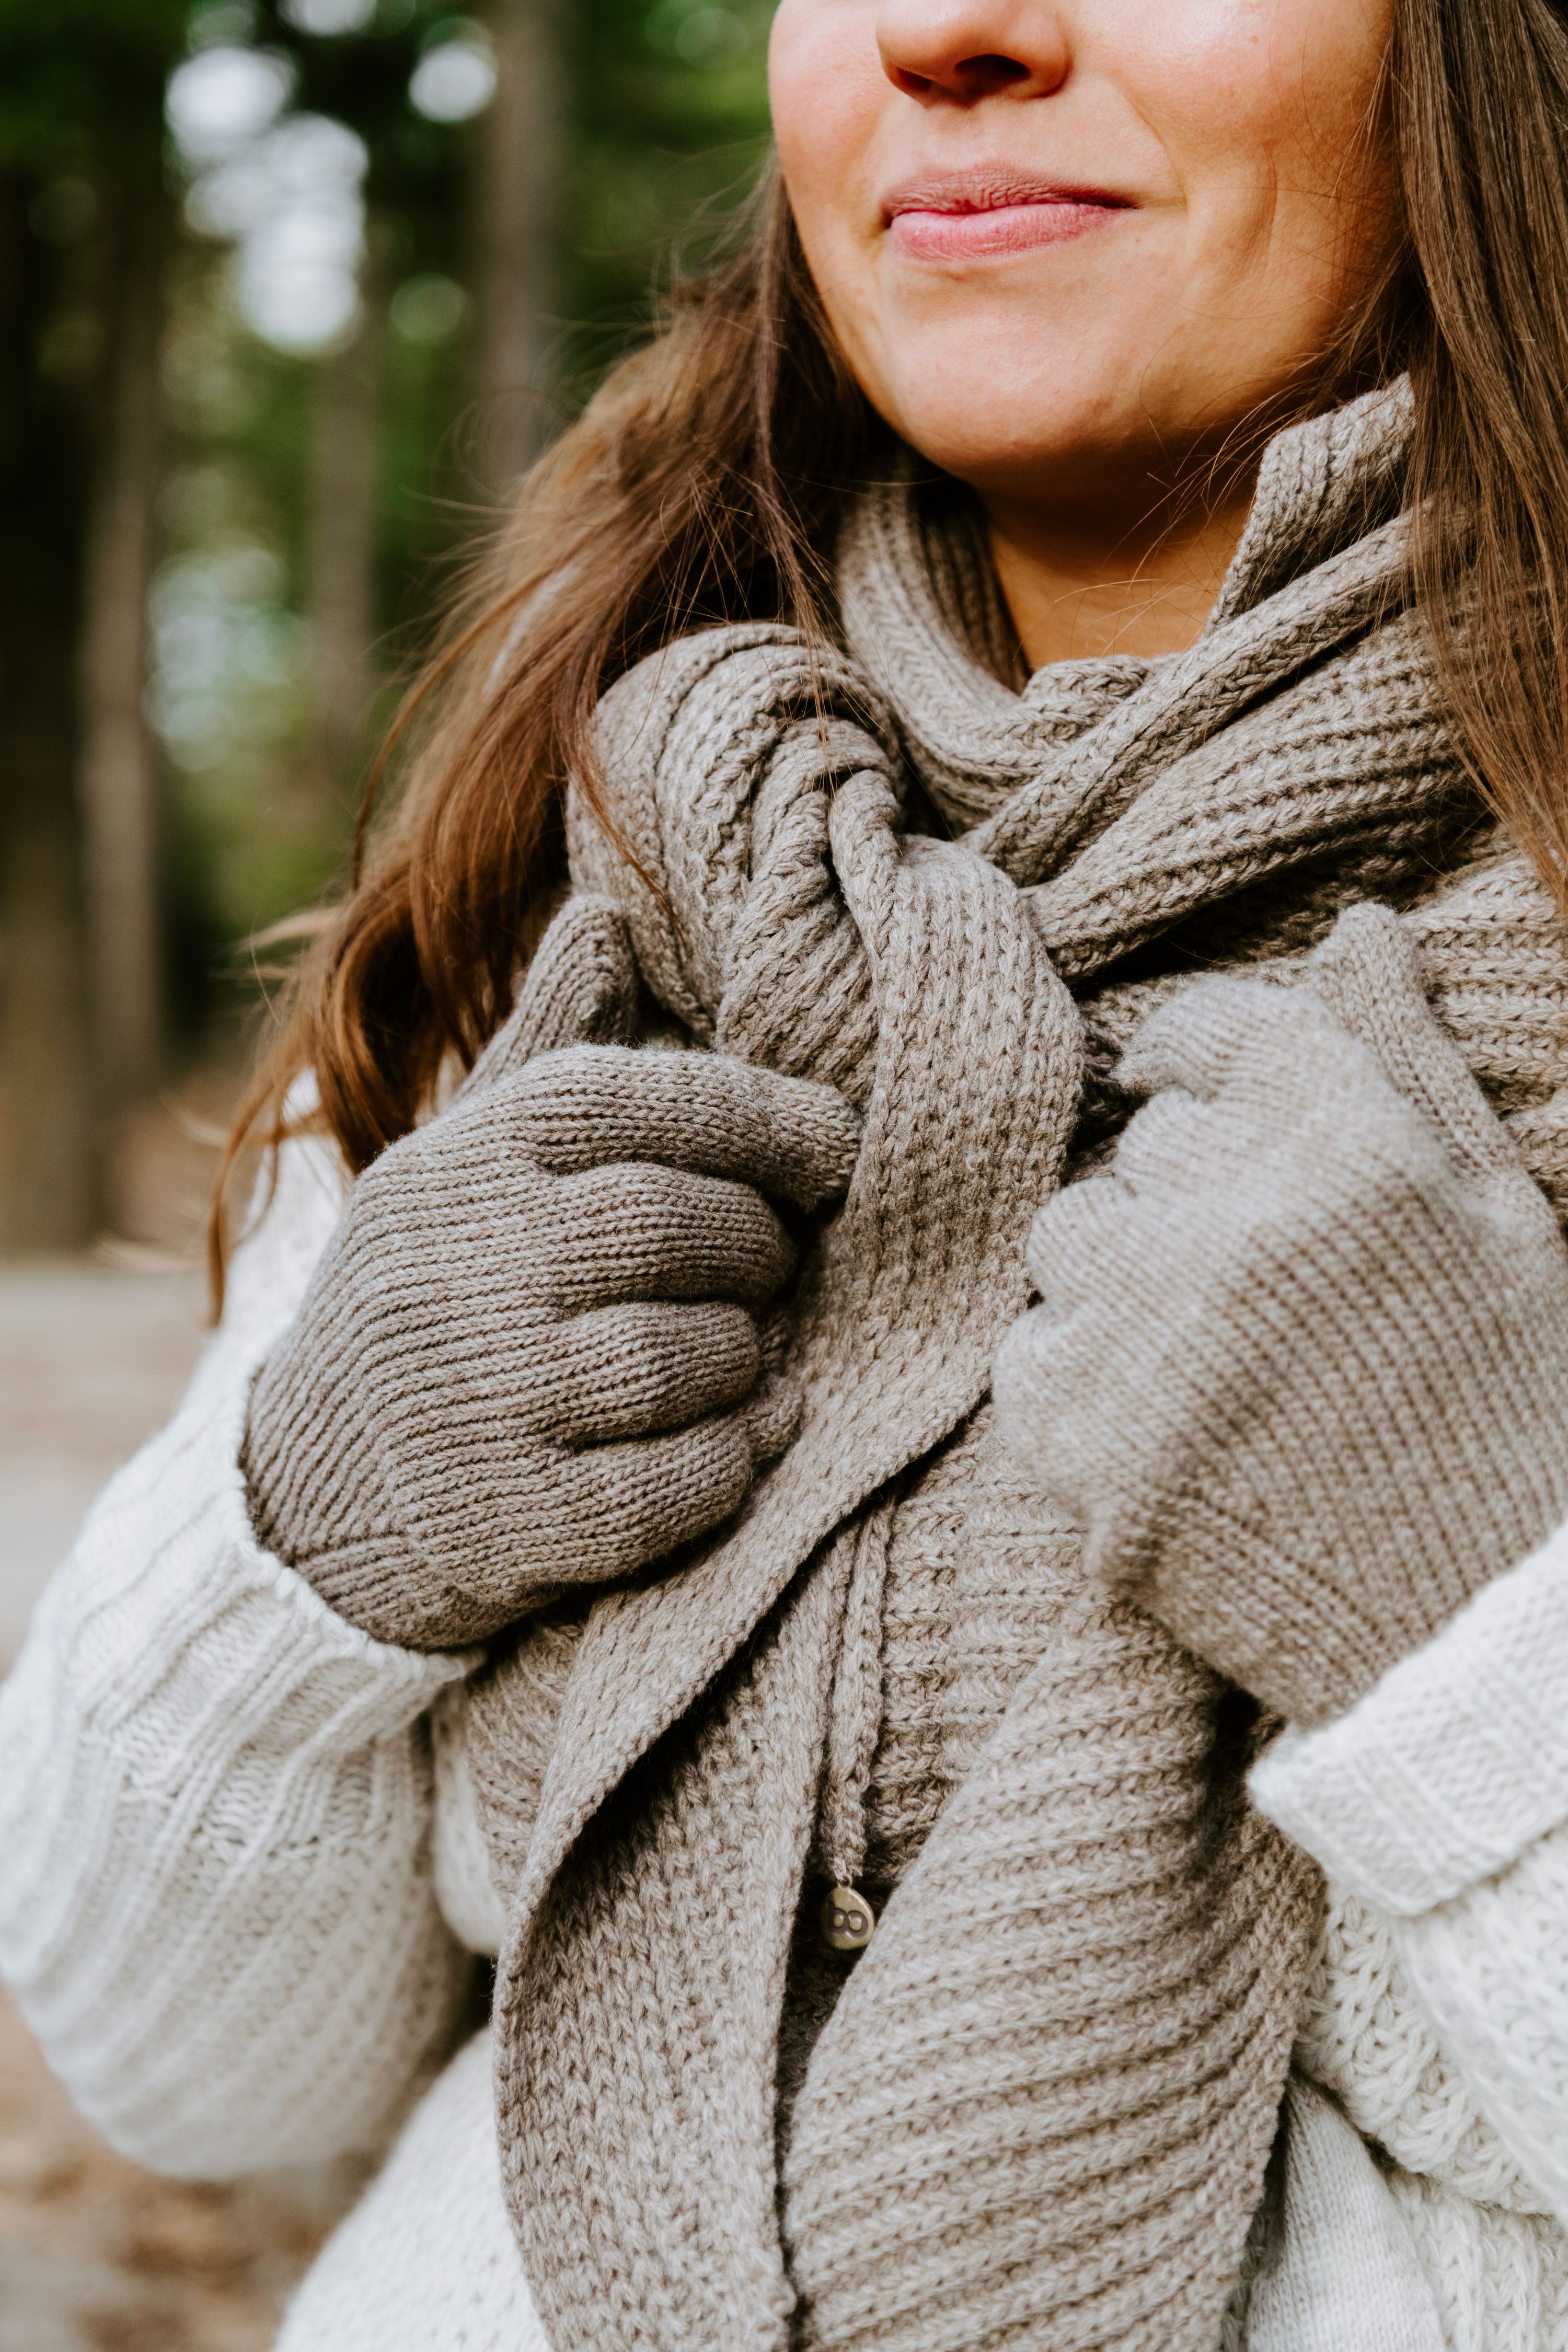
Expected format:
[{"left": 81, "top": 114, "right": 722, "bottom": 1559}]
[{"left": 883, "top": 182, "right": 1132, "bottom": 263}]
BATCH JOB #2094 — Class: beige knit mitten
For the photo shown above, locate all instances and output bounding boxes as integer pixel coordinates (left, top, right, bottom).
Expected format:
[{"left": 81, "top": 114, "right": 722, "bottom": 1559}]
[
  {"left": 995, "top": 903, "right": 1568, "bottom": 1727},
  {"left": 244, "top": 1041, "right": 860, "bottom": 1649}
]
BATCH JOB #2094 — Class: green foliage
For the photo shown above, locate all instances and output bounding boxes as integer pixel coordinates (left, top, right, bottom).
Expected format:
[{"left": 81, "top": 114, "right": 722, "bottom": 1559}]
[
  {"left": 560, "top": 0, "right": 773, "bottom": 391},
  {"left": 5, "top": 0, "right": 777, "bottom": 1044},
  {"left": 0, "top": 0, "right": 190, "bottom": 167},
  {"left": 248, "top": 0, "right": 467, "bottom": 234}
]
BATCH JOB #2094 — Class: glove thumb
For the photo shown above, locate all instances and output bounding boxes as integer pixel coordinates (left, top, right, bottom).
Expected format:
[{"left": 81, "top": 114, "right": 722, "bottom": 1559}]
[{"left": 1307, "top": 902, "right": 1519, "bottom": 1188}]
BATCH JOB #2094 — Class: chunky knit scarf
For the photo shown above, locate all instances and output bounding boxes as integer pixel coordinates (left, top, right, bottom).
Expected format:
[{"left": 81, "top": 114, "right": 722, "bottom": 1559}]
[{"left": 466, "top": 381, "right": 1568, "bottom": 2352}]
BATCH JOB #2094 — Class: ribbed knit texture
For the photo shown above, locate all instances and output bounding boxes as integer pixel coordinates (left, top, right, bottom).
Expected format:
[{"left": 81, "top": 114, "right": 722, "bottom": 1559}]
[
  {"left": 1299, "top": 1891, "right": 1548, "bottom": 2213},
  {"left": 23, "top": 370, "right": 1566, "bottom": 2352},
  {"left": 448, "top": 379, "right": 1541, "bottom": 2352},
  {"left": 242, "top": 897, "right": 861, "bottom": 1650},
  {"left": 8, "top": 855, "right": 1568, "bottom": 2352},
  {"left": 0, "top": 1121, "right": 479, "bottom": 2182},
  {"left": 994, "top": 904, "right": 1568, "bottom": 1727},
  {"left": 13, "top": 1159, "right": 1568, "bottom": 2352}
]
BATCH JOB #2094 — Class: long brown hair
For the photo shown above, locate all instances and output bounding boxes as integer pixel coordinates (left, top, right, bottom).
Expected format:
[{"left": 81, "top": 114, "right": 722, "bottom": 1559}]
[{"left": 213, "top": 1, "right": 1568, "bottom": 1287}]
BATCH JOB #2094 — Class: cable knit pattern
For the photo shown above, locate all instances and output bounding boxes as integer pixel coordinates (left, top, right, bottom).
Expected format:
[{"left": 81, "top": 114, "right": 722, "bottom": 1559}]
[
  {"left": 7, "top": 1043, "right": 1568, "bottom": 2351},
  {"left": 1221, "top": 2073, "right": 1445, "bottom": 2351},
  {"left": 0, "top": 1125, "right": 478, "bottom": 2176},
  {"left": 1254, "top": 1521, "right": 1568, "bottom": 2251},
  {"left": 1297, "top": 1893, "right": 1543, "bottom": 2213},
  {"left": 10, "top": 375, "right": 1568, "bottom": 2352},
  {"left": 0, "top": 1033, "right": 1564, "bottom": 2352},
  {"left": 1388, "top": 2171, "right": 1568, "bottom": 2350}
]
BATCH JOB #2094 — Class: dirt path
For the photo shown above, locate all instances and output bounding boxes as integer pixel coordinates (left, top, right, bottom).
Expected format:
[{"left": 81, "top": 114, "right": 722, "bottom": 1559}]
[
  {"left": 0, "top": 1260, "right": 207, "bottom": 1665},
  {"left": 0, "top": 1991, "right": 341, "bottom": 2352}
]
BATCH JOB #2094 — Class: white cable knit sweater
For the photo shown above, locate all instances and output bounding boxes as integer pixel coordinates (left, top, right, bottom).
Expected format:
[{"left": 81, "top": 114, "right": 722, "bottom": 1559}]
[{"left": 4, "top": 1135, "right": 1568, "bottom": 2349}]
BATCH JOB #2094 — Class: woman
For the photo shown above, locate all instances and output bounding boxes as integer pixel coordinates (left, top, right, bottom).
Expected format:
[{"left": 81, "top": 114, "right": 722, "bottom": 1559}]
[{"left": 6, "top": 0, "right": 1568, "bottom": 2343}]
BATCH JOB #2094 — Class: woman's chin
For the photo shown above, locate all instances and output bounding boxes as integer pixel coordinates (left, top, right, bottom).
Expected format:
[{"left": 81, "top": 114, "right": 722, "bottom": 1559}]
[
  {"left": 848, "top": 307, "right": 1187, "bottom": 492},
  {"left": 879, "top": 387, "right": 1175, "bottom": 505}
]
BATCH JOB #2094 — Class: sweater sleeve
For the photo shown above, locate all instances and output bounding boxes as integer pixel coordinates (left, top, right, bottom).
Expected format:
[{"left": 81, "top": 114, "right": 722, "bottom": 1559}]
[
  {"left": 1250, "top": 1519, "right": 1568, "bottom": 2224},
  {"left": 0, "top": 1126, "right": 479, "bottom": 2179}
]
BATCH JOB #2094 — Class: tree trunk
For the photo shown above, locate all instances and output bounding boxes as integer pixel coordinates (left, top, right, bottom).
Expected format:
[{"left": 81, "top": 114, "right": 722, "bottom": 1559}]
[
  {"left": 0, "top": 174, "right": 95, "bottom": 1253},
  {"left": 470, "top": 0, "right": 560, "bottom": 490},
  {"left": 76, "top": 170, "right": 166, "bottom": 1128},
  {"left": 307, "top": 283, "right": 385, "bottom": 793}
]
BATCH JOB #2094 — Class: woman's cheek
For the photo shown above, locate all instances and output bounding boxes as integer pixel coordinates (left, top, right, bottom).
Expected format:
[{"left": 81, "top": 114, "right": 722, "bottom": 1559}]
[
  {"left": 770, "top": 1, "right": 904, "bottom": 421},
  {"left": 769, "top": 0, "right": 885, "bottom": 276}
]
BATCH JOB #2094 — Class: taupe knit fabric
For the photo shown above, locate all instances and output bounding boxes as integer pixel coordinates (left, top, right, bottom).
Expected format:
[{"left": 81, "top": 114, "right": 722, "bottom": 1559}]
[
  {"left": 243, "top": 897, "right": 860, "bottom": 1647},
  {"left": 995, "top": 902, "right": 1568, "bottom": 1728},
  {"left": 457, "top": 382, "right": 1559, "bottom": 2352},
  {"left": 232, "top": 373, "right": 1568, "bottom": 2347}
]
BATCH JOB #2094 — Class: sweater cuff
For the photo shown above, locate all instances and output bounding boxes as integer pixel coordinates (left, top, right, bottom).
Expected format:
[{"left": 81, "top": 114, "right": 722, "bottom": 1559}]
[{"left": 1249, "top": 1516, "right": 1568, "bottom": 1915}]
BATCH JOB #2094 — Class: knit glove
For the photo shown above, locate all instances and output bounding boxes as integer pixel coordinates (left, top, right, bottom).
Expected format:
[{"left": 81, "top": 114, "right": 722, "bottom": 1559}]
[
  {"left": 994, "top": 902, "right": 1568, "bottom": 1728},
  {"left": 244, "top": 1017, "right": 860, "bottom": 1653}
]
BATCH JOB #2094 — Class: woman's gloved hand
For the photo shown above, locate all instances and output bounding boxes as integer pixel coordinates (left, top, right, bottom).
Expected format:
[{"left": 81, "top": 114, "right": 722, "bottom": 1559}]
[
  {"left": 243, "top": 1043, "right": 860, "bottom": 1649},
  {"left": 994, "top": 903, "right": 1568, "bottom": 1728}
]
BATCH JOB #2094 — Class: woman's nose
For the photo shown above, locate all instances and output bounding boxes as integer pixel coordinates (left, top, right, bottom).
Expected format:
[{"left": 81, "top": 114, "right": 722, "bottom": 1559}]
[{"left": 876, "top": 0, "right": 1071, "bottom": 104}]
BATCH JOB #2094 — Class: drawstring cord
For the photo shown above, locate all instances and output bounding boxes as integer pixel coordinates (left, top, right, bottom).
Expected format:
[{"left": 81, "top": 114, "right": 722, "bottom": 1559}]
[{"left": 816, "top": 1495, "right": 897, "bottom": 1950}]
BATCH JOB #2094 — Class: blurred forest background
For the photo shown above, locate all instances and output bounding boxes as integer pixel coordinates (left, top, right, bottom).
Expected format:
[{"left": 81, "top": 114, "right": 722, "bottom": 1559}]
[
  {"left": 1, "top": 13, "right": 786, "bottom": 2334},
  {"left": 0, "top": 0, "right": 774, "bottom": 1258}
]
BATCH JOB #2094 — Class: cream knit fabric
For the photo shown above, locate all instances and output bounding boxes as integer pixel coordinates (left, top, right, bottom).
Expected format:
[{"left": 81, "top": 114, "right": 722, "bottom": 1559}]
[
  {"left": 6, "top": 1129, "right": 1568, "bottom": 2348},
  {"left": 272, "top": 2029, "right": 549, "bottom": 2352},
  {"left": 1223, "top": 2072, "right": 1444, "bottom": 2350},
  {"left": 8, "top": 378, "right": 1568, "bottom": 2349},
  {"left": 0, "top": 1125, "right": 477, "bottom": 2179}
]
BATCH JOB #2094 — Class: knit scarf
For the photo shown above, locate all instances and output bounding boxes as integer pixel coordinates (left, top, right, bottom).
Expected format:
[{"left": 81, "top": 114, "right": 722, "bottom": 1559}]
[{"left": 471, "top": 380, "right": 1568, "bottom": 2352}]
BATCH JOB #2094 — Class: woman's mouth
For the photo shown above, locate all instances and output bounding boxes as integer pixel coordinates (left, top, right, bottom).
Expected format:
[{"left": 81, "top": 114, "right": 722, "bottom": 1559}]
[{"left": 882, "top": 173, "right": 1133, "bottom": 262}]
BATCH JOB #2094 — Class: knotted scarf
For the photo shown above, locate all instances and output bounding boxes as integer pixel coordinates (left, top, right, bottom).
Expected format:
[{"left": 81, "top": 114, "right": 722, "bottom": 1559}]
[{"left": 467, "top": 380, "right": 1568, "bottom": 2352}]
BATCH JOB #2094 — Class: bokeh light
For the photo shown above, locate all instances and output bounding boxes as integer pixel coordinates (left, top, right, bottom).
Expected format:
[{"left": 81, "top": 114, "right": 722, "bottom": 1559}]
[
  {"left": 409, "top": 32, "right": 497, "bottom": 122},
  {"left": 171, "top": 47, "right": 368, "bottom": 356},
  {"left": 165, "top": 43, "right": 294, "bottom": 165},
  {"left": 280, "top": 0, "right": 379, "bottom": 31}
]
